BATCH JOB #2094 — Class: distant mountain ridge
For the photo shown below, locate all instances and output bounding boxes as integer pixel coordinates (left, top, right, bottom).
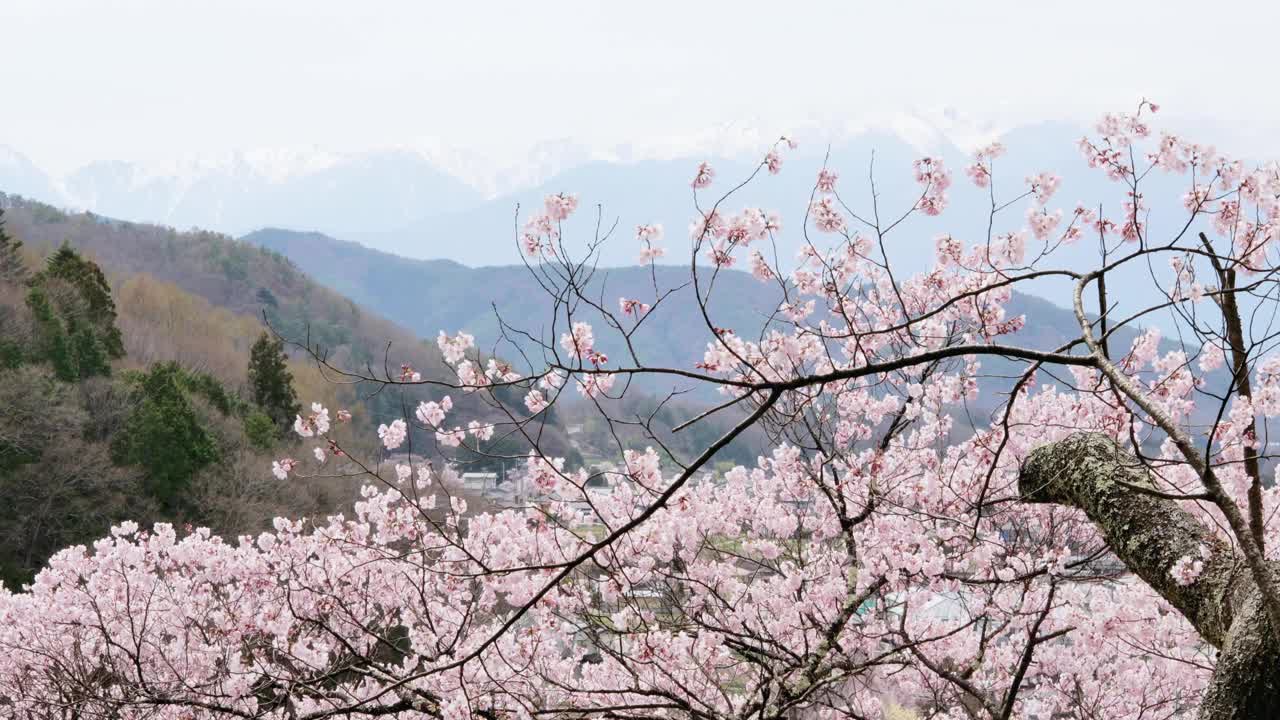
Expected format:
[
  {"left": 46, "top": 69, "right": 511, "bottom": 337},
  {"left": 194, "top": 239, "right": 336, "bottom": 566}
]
[
  {"left": 0, "top": 116, "right": 1097, "bottom": 268},
  {"left": 64, "top": 149, "right": 484, "bottom": 236},
  {"left": 3, "top": 117, "right": 1177, "bottom": 333},
  {"left": 242, "top": 227, "right": 785, "bottom": 381},
  {"left": 242, "top": 226, "right": 1130, "bottom": 396}
]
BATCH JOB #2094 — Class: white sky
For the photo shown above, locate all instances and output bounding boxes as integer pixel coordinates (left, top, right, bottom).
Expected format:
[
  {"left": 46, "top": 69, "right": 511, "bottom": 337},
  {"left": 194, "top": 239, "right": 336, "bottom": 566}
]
[{"left": 4, "top": 0, "right": 1279, "bottom": 175}]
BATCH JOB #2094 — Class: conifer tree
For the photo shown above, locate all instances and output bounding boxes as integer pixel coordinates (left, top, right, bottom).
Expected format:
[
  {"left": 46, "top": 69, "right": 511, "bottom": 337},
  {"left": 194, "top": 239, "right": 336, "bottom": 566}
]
[
  {"left": 69, "top": 320, "right": 109, "bottom": 378},
  {"left": 38, "top": 245, "right": 124, "bottom": 359},
  {"left": 24, "top": 246, "right": 123, "bottom": 379},
  {"left": 0, "top": 208, "right": 27, "bottom": 284},
  {"left": 247, "top": 332, "right": 300, "bottom": 434},
  {"left": 25, "top": 286, "right": 76, "bottom": 381},
  {"left": 111, "top": 363, "right": 217, "bottom": 509}
]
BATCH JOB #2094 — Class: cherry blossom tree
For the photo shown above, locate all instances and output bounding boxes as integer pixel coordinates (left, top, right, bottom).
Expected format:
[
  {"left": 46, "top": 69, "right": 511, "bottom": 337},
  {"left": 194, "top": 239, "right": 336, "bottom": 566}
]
[{"left": 2, "top": 102, "right": 1279, "bottom": 719}]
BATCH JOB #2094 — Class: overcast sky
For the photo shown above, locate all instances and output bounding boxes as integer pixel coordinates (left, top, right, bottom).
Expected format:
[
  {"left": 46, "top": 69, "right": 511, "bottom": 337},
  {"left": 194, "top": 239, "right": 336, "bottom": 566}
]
[{"left": 4, "top": 0, "right": 1278, "bottom": 175}]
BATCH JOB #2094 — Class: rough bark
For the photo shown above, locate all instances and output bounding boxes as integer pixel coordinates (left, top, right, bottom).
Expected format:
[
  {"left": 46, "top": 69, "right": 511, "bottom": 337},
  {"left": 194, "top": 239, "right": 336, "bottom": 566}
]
[{"left": 1020, "top": 433, "right": 1279, "bottom": 720}]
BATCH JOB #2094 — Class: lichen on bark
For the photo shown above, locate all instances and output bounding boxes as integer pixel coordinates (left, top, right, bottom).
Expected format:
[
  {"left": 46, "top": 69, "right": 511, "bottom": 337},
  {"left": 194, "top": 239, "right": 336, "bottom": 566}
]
[{"left": 1020, "top": 433, "right": 1278, "bottom": 720}]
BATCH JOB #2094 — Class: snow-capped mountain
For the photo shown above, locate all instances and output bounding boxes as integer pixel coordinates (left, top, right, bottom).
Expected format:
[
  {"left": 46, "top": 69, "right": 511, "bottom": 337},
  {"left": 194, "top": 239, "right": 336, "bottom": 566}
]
[
  {"left": 2, "top": 108, "right": 1053, "bottom": 257},
  {"left": 0, "top": 146, "right": 62, "bottom": 203},
  {"left": 56, "top": 148, "right": 484, "bottom": 235},
  {"left": 407, "top": 136, "right": 604, "bottom": 199}
]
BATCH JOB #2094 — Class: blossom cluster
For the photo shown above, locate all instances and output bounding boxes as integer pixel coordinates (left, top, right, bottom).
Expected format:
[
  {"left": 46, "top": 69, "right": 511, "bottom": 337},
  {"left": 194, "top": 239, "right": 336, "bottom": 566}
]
[{"left": 10, "top": 103, "right": 1280, "bottom": 720}]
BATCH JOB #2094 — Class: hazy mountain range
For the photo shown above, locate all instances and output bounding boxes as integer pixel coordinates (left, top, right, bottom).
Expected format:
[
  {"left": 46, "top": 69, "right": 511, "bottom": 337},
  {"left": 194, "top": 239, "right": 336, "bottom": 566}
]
[
  {"left": 2, "top": 113, "right": 1217, "bottom": 345},
  {"left": 1, "top": 126, "right": 1221, "bottom": 420},
  {"left": 1, "top": 116, "right": 1194, "bottom": 312},
  {"left": 1, "top": 113, "right": 1090, "bottom": 266},
  {"left": 242, "top": 225, "right": 1138, "bottom": 410},
  {"left": 4, "top": 110, "right": 1006, "bottom": 232}
]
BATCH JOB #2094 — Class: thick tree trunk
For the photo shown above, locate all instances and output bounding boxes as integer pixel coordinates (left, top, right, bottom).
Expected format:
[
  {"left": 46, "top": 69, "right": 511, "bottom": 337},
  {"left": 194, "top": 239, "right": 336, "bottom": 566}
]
[{"left": 1019, "top": 433, "right": 1279, "bottom": 720}]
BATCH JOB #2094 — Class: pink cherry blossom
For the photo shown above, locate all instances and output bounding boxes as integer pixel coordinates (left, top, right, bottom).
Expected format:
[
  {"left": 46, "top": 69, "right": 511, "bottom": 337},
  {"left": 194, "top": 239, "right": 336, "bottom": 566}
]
[
  {"left": 560, "top": 321, "right": 595, "bottom": 360},
  {"left": 377, "top": 418, "right": 407, "bottom": 449},
  {"left": 524, "top": 388, "right": 549, "bottom": 414},
  {"left": 271, "top": 457, "right": 297, "bottom": 479},
  {"left": 544, "top": 192, "right": 579, "bottom": 221},
  {"left": 437, "top": 330, "right": 476, "bottom": 365},
  {"left": 619, "top": 297, "right": 650, "bottom": 317},
  {"left": 816, "top": 168, "right": 838, "bottom": 194},
  {"left": 765, "top": 150, "right": 782, "bottom": 175},
  {"left": 749, "top": 249, "right": 775, "bottom": 281},
  {"left": 913, "top": 156, "right": 951, "bottom": 215},
  {"left": 810, "top": 196, "right": 846, "bottom": 233},
  {"left": 1027, "top": 171, "right": 1061, "bottom": 205},
  {"left": 691, "top": 161, "right": 715, "bottom": 189},
  {"left": 435, "top": 426, "right": 466, "bottom": 447},
  {"left": 1026, "top": 207, "right": 1063, "bottom": 241},
  {"left": 415, "top": 397, "right": 452, "bottom": 427},
  {"left": 637, "top": 223, "right": 666, "bottom": 264},
  {"left": 468, "top": 420, "right": 495, "bottom": 441},
  {"left": 4, "top": 103, "right": 1276, "bottom": 720}
]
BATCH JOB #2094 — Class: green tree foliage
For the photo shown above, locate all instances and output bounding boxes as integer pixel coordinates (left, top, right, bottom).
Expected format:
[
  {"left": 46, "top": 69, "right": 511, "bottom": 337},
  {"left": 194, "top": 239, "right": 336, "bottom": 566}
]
[
  {"left": 242, "top": 410, "right": 277, "bottom": 450},
  {"left": 35, "top": 244, "right": 125, "bottom": 359},
  {"left": 0, "top": 216, "right": 354, "bottom": 585},
  {"left": 17, "top": 245, "right": 125, "bottom": 379},
  {"left": 0, "top": 208, "right": 28, "bottom": 284},
  {"left": 69, "top": 320, "right": 110, "bottom": 378},
  {"left": 247, "top": 332, "right": 300, "bottom": 434},
  {"left": 111, "top": 363, "right": 219, "bottom": 510},
  {"left": 181, "top": 369, "right": 244, "bottom": 416},
  {"left": 25, "top": 286, "right": 78, "bottom": 381}
]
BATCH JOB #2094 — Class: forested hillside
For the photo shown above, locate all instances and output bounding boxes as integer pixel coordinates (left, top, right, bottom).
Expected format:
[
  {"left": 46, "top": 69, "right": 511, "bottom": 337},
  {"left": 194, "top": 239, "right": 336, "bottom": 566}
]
[
  {"left": 245, "top": 226, "right": 783, "bottom": 462},
  {"left": 245, "top": 227, "right": 1137, "bottom": 383},
  {"left": 243, "top": 226, "right": 1170, "bottom": 428},
  {"left": 244, "top": 226, "right": 784, "bottom": 376},
  {"left": 245, "top": 225, "right": 1227, "bottom": 466},
  {"left": 0, "top": 192, "right": 579, "bottom": 443},
  {"left": 4, "top": 194, "right": 436, "bottom": 371},
  {"left": 0, "top": 195, "right": 583, "bottom": 587},
  {"left": 0, "top": 207, "right": 345, "bottom": 586}
]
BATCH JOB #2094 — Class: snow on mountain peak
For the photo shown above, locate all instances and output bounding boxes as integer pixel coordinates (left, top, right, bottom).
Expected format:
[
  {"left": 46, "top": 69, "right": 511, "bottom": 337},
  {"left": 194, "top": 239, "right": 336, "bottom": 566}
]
[
  {"left": 238, "top": 147, "right": 344, "bottom": 183},
  {"left": 872, "top": 106, "right": 1006, "bottom": 155},
  {"left": 126, "top": 146, "right": 347, "bottom": 186},
  {"left": 8, "top": 107, "right": 1019, "bottom": 237}
]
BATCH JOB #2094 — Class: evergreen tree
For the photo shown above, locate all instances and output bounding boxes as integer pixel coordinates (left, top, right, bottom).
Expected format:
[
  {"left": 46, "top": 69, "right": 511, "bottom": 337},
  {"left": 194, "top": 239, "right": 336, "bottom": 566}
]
[
  {"left": 242, "top": 410, "right": 277, "bottom": 450},
  {"left": 37, "top": 245, "right": 124, "bottom": 359},
  {"left": 69, "top": 320, "right": 109, "bottom": 378},
  {"left": 247, "top": 332, "right": 300, "bottom": 434},
  {"left": 25, "top": 286, "right": 76, "bottom": 381},
  {"left": 0, "top": 208, "right": 27, "bottom": 284},
  {"left": 20, "top": 245, "right": 124, "bottom": 379},
  {"left": 111, "top": 363, "right": 218, "bottom": 509}
]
